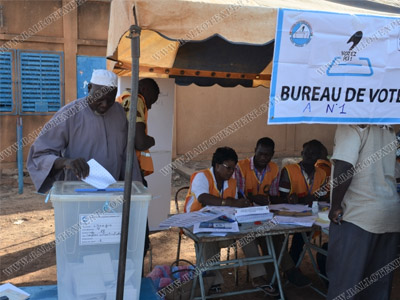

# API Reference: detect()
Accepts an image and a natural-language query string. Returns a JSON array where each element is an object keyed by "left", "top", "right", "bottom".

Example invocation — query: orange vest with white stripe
[
  {"left": 237, "top": 159, "right": 279, "bottom": 196},
  {"left": 116, "top": 92, "right": 154, "bottom": 176},
  {"left": 184, "top": 169, "right": 237, "bottom": 212},
  {"left": 283, "top": 164, "right": 326, "bottom": 198}
]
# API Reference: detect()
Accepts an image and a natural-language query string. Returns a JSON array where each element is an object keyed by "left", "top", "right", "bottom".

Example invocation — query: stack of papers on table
[
  {"left": 275, "top": 215, "right": 317, "bottom": 227},
  {"left": 193, "top": 221, "right": 239, "bottom": 234},
  {"left": 159, "top": 209, "right": 224, "bottom": 228},
  {"left": 234, "top": 206, "right": 273, "bottom": 223},
  {"left": 269, "top": 204, "right": 312, "bottom": 216},
  {"left": 235, "top": 213, "right": 274, "bottom": 223}
]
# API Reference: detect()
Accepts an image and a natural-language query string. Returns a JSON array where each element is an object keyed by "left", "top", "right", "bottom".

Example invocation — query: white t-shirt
[
  {"left": 185, "top": 167, "right": 238, "bottom": 212},
  {"left": 331, "top": 125, "right": 400, "bottom": 233}
]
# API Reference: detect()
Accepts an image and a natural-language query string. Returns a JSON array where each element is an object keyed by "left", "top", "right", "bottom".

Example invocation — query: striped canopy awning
[{"left": 106, "top": 0, "right": 399, "bottom": 87}]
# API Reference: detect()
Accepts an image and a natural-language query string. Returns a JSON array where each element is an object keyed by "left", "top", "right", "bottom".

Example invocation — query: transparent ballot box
[{"left": 50, "top": 181, "right": 151, "bottom": 300}]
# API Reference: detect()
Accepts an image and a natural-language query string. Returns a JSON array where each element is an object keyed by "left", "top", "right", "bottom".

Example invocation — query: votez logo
[
  {"left": 342, "top": 31, "right": 363, "bottom": 61},
  {"left": 290, "top": 20, "right": 313, "bottom": 47},
  {"left": 326, "top": 30, "right": 373, "bottom": 77}
]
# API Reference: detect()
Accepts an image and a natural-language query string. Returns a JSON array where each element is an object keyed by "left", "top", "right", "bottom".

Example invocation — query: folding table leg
[
  {"left": 270, "top": 233, "right": 290, "bottom": 285},
  {"left": 266, "top": 236, "right": 285, "bottom": 300},
  {"left": 300, "top": 231, "right": 328, "bottom": 298},
  {"left": 190, "top": 241, "right": 207, "bottom": 300}
]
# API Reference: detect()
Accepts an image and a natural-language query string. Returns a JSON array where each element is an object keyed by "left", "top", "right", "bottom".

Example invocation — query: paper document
[
  {"left": 193, "top": 221, "right": 239, "bottom": 234},
  {"left": 79, "top": 213, "right": 122, "bottom": 245},
  {"left": 0, "top": 283, "right": 30, "bottom": 300},
  {"left": 275, "top": 216, "right": 316, "bottom": 227},
  {"left": 235, "top": 206, "right": 269, "bottom": 216},
  {"left": 236, "top": 213, "right": 274, "bottom": 223},
  {"left": 82, "top": 159, "right": 117, "bottom": 189},
  {"left": 269, "top": 204, "right": 311, "bottom": 213},
  {"left": 159, "top": 210, "right": 224, "bottom": 228},
  {"left": 200, "top": 206, "right": 236, "bottom": 216}
]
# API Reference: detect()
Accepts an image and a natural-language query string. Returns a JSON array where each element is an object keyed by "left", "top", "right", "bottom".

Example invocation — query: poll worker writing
[
  {"left": 235, "top": 137, "right": 280, "bottom": 204},
  {"left": 184, "top": 147, "right": 279, "bottom": 297},
  {"left": 279, "top": 140, "right": 327, "bottom": 269},
  {"left": 27, "top": 69, "right": 142, "bottom": 193},
  {"left": 235, "top": 137, "right": 311, "bottom": 288},
  {"left": 327, "top": 125, "right": 400, "bottom": 300}
]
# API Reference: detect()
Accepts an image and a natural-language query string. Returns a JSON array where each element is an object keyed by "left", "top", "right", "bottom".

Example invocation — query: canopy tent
[
  {"left": 106, "top": 0, "right": 399, "bottom": 87},
  {"left": 107, "top": 1, "right": 399, "bottom": 298}
]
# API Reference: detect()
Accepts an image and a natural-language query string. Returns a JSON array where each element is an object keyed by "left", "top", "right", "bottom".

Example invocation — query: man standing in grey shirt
[
  {"left": 28, "top": 69, "right": 142, "bottom": 193},
  {"left": 327, "top": 125, "right": 400, "bottom": 300}
]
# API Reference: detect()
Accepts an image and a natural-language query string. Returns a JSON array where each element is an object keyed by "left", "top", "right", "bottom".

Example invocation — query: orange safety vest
[
  {"left": 283, "top": 164, "right": 326, "bottom": 198},
  {"left": 237, "top": 159, "right": 279, "bottom": 196},
  {"left": 315, "top": 159, "right": 331, "bottom": 178},
  {"left": 116, "top": 92, "right": 154, "bottom": 176},
  {"left": 184, "top": 169, "right": 237, "bottom": 212}
]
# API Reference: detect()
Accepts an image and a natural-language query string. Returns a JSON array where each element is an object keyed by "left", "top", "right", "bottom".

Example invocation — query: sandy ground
[{"left": 1, "top": 168, "right": 399, "bottom": 299}]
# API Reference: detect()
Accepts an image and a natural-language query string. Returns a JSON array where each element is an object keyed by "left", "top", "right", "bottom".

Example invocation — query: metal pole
[
  {"left": 116, "top": 9, "right": 141, "bottom": 299},
  {"left": 17, "top": 117, "right": 23, "bottom": 194}
]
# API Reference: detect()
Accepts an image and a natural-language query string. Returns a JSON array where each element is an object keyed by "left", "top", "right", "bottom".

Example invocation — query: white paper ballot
[
  {"left": 82, "top": 159, "right": 117, "bottom": 189},
  {"left": 83, "top": 253, "right": 115, "bottom": 282}
]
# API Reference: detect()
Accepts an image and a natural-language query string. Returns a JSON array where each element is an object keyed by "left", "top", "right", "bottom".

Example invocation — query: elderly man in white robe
[{"left": 27, "top": 69, "right": 142, "bottom": 193}]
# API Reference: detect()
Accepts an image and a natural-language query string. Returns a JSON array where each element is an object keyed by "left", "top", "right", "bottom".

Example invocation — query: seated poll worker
[
  {"left": 184, "top": 147, "right": 279, "bottom": 296},
  {"left": 235, "top": 137, "right": 312, "bottom": 288},
  {"left": 235, "top": 137, "right": 280, "bottom": 204},
  {"left": 279, "top": 140, "right": 327, "bottom": 266},
  {"left": 27, "top": 69, "right": 142, "bottom": 193}
]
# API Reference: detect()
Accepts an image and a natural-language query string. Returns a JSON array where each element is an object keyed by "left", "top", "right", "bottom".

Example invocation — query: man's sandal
[
  {"left": 208, "top": 284, "right": 222, "bottom": 294},
  {"left": 255, "top": 284, "right": 279, "bottom": 297}
]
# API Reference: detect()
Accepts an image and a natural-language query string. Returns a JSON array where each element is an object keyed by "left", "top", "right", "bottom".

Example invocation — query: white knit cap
[{"left": 90, "top": 69, "right": 118, "bottom": 87}]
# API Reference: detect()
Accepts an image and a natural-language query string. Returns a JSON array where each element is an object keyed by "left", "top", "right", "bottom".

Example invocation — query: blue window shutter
[
  {"left": 19, "top": 52, "right": 63, "bottom": 114},
  {"left": 0, "top": 52, "right": 13, "bottom": 113}
]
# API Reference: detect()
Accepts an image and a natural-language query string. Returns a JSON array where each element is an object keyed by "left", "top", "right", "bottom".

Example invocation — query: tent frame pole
[{"left": 116, "top": 13, "right": 141, "bottom": 300}]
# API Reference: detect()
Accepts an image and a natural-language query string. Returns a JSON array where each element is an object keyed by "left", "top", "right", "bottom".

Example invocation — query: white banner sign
[{"left": 268, "top": 9, "right": 400, "bottom": 124}]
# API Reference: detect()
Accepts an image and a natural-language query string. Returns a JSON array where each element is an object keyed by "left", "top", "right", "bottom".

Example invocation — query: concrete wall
[
  {"left": 175, "top": 84, "right": 338, "bottom": 159},
  {"left": 0, "top": 0, "right": 110, "bottom": 168}
]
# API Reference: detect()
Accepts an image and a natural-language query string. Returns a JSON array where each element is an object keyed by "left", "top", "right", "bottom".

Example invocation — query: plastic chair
[{"left": 174, "top": 186, "right": 240, "bottom": 285}]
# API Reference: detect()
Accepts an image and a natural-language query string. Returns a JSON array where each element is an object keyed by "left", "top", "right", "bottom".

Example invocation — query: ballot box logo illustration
[
  {"left": 327, "top": 30, "right": 374, "bottom": 77},
  {"left": 50, "top": 181, "right": 151, "bottom": 300},
  {"left": 289, "top": 20, "right": 313, "bottom": 47}
]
